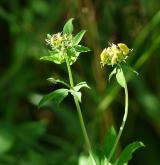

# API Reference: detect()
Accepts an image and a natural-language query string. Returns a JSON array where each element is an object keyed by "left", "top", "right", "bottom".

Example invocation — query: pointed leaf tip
[
  {"left": 74, "top": 45, "right": 91, "bottom": 53},
  {"left": 116, "top": 141, "right": 145, "bottom": 165},
  {"left": 116, "top": 68, "right": 126, "bottom": 88},
  {"left": 74, "top": 82, "right": 90, "bottom": 92},
  {"left": 73, "top": 30, "right": 86, "bottom": 46},
  {"left": 63, "top": 18, "right": 74, "bottom": 34}
]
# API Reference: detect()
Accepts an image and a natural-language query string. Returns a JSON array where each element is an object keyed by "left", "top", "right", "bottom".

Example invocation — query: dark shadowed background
[{"left": 0, "top": 0, "right": 160, "bottom": 164}]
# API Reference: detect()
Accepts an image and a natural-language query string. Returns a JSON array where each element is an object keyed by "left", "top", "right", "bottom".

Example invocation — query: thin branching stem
[{"left": 65, "top": 56, "right": 96, "bottom": 165}]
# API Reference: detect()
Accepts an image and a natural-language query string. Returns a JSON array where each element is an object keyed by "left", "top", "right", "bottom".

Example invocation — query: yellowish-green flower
[
  {"left": 100, "top": 43, "right": 131, "bottom": 66},
  {"left": 41, "top": 18, "right": 90, "bottom": 65},
  {"left": 45, "top": 32, "right": 73, "bottom": 52},
  {"left": 118, "top": 43, "right": 129, "bottom": 55}
]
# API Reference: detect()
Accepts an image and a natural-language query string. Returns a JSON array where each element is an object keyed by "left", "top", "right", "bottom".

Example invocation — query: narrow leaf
[
  {"left": 123, "top": 65, "right": 139, "bottom": 76},
  {"left": 63, "top": 18, "right": 74, "bottom": 34},
  {"left": 67, "top": 48, "right": 80, "bottom": 65},
  {"left": 103, "top": 126, "right": 117, "bottom": 162},
  {"left": 74, "top": 45, "right": 91, "bottom": 53},
  {"left": 116, "top": 141, "right": 145, "bottom": 165},
  {"left": 74, "top": 82, "right": 90, "bottom": 92},
  {"left": 47, "top": 78, "right": 70, "bottom": 88},
  {"left": 38, "top": 89, "right": 69, "bottom": 108},
  {"left": 72, "top": 30, "right": 86, "bottom": 46},
  {"left": 109, "top": 68, "right": 117, "bottom": 82},
  {"left": 116, "top": 68, "right": 126, "bottom": 88},
  {"left": 70, "top": 90, "right": 82, "bottom": 102}
]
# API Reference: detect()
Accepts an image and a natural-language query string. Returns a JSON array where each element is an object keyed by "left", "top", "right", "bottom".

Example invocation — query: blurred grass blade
[
  {"left": 103, "top": 126, "right": 116, "bottom": 162},
  {"left": 133, "top": 10, "right": 160, "bottom": 51}
]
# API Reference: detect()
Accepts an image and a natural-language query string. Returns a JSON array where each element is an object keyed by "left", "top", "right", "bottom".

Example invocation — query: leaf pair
[{"left": 38, "top": 81, "right": 90, "bottom": 108}]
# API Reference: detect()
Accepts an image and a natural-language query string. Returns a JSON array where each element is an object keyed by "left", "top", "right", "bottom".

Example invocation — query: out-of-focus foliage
[{"left": 0, "top": 0, "right": 159, "bottom": 164}]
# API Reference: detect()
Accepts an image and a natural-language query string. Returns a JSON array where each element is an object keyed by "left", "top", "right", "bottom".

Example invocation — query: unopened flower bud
[
  {"left": 117, "top": 43, "right": 129, "bottom": 56},
  {"left": 100, "top": 48, "right": 108, "bottom": 66}
]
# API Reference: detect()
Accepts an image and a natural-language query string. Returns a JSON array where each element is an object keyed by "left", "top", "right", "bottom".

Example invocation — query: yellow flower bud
[
  {"left": 118, "top": 43, "right": 129, "bottom": 55},
  {"left": 100, "top": 48, "right": 108, "bottom": 66},
  {"left": 111, "top": 54, "right": 118, "bottom": 66}
]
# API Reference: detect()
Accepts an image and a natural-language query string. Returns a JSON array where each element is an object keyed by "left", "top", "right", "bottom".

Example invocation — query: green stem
[
  {"left": 65, "top": 56, "right": 96, "bottom": 165},
  {"left": 65, "top": 57, "right": 74, "bottom": 88},
  {"left": 107, "top": 84, "right": 128, "bottom": 164},
  {"left": 74, "top": 98, "right": 92, "bottom": 151}
]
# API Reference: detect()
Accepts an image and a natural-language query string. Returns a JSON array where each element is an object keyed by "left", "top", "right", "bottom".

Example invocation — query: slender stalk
[
  {"left": 65, "top": 56, "right": 96, "bottom": 165},
  {"left": 74, "top": 98, "right": 92, "bottom": 151},
  {"left": 107, "top": 84, "right": 128, "bottom": 164},
  {"left": 65, "top": 56, "right": 74, "bottom": 88}
]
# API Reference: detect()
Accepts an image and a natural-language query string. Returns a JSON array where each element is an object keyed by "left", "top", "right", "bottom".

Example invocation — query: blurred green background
[{"left": 0, "top": 0, "right": 160, "bottom": 164}]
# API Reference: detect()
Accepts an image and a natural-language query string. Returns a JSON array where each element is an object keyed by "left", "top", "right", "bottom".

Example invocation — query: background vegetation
[{"left": 0, "top": 0, "right": 160, "bottom": 164}]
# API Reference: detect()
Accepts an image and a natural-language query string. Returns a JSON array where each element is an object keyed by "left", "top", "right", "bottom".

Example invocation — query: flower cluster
[
  {"left": 100, "top": 43, "right": 130, "bottom": 66},
  {"left": 45, "top": 32, "right": 73, "bottom": 53},
  {"left": 40, "top": 18, "right": 90, "bottom": 65}
]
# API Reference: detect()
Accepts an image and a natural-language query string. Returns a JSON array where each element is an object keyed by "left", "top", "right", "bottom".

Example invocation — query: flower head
[
  {"left": 100, "top": 43, "right": 131, "bottom": 66},
  {"left": 41, "top": 18, "right": 90, "bottom": 65},
  {"left": 45, "top": 33, "right": 73, "bottom": 53}
]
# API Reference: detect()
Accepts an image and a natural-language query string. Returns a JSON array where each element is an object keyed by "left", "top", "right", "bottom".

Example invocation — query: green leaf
[
  {"left": 116, "top": 141, "right": 145, "bottom": 165},
  {"left": 70, "top": 89, "right": 82, "bottom": 102},
  {"left": 74, "top": 82, "right": 90, "bottom": 92},
  {"left": 109, "top": 68, "right": 117, "bottom": 82},
  {"left": 122, "top": 65, "right": 139, "bottom": 76},
  {"left": 40, "top": 55, "right": 61, "bottom": 64},
  {"left": 63, "top": 18, "right": 74, "bottom": 34},
  {"left": 40, "top": 51, "right": 65, "bottom": 64},
  {"left": 72, "top": 30, "right": 86, "bottom": 46},
  {"left": 103, "top": 126, "right": 116, "bottom": 162},
  {"left": 38, "top": 88, "right": 69, "bottom": 107},
  {"left": 74, "top": 45, "right": 91, "bottom": 53},
  {"left": 116, "top": 68, "right": 126, "bottom": 88},
  {"left": 47, "top": 77, "right": 70, "bottom": 88},
  {"left": 67, "top": 48, "right": 80, "bottom": 65}
]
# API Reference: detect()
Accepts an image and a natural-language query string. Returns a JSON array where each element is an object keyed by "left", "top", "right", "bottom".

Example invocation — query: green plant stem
[
  {"left": 107, "top": 84, "right": 128, "bottom": 164},
  {"left": 65, "top": 57, "right": 96, "bottom": 165}
]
